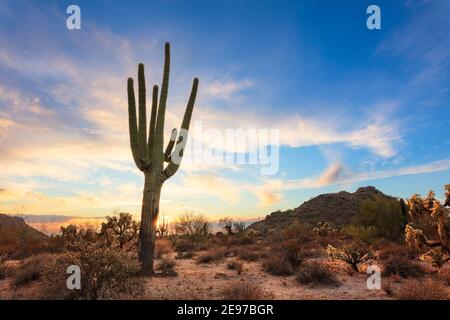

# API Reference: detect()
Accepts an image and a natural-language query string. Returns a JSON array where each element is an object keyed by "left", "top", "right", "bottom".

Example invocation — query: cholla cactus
[
  {"left": 313, "top": 221, "right": 336, "bottom": 237},
  {"left": 404, "top": 185, "right": 450, "bottom": 267},
  {"left": 127, "top": 42, "right": 199, "bottom": 274},
  {"left": 326, "top": 242, "right": 373, "bottom": 272}
]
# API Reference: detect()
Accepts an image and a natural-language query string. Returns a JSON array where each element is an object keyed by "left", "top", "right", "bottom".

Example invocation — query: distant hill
[
  {"left": 249, "top": 186, "right": 398, "bottom": 232},
  {"left": 0, "top": 214, "right": 48, "bottom": 243}
]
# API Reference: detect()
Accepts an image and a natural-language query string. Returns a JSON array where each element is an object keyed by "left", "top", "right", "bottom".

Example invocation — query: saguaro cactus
[{"left": 127, "top": 42, "right": 198, "bottom": 274}]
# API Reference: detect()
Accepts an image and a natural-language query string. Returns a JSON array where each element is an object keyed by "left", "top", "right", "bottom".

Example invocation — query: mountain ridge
[{"left": 249, "top": 186, "right": 398, "bottom": 232}]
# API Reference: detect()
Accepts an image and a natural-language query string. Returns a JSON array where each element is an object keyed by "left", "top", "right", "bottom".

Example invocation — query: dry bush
[
  {"left": 13, "top": 253, "right": 53, "bottom": 286},
  {"left": 377, "top": 242, "right": 417, "bottom": 261},
  {"left": 197, "top": 248, "right": 225, "bottom": 264},
  {"left": 156, "top": 257, "right": 177, "bottom": 276},
  {"left": 295, "top": 262, "right": 340, "bottom": 287},
  {"left": 382, "top": 282, "right": 395, "bottom": 297},
  {"left": 263, "top": 239, "right": 311, "bottom": 276},
  {"left": 263, "top": 255, "right": 295, "bottom": 276},
  {"left": 0, "top": 253, "right": 9, "bottom": 279},
  {"left": 154, "top": 239, "right": 172, "bottom": 259},
  {"left": 239, "top": 248, "right": 263, "bottom": 262},
  {"left": 396, "top": 279, "right": 449, "bottom": 300},
  {"left": 222, "top": 280, "right": 267, "bottom": 300},
  {"left": 327, "top": 241, "right": 373, "bottom": 272},
  {"left": 172, "top": 212, "right": 210, "bottom": 240},
  {"left": 227, "top": 260, "right": 243, "bottom": 274},
  {"left": 172, "top": 237, "right": 196, "bottom": 252},
  {"left": 382, "top": 255, "right": 425, "bottom": 278},
  {"left": 46, "top": 225, "right": 144, "bottom": 300},
  {"left": 437, "top": 268, "right": 450, "bottom": 286},
  {"left": 273, "top": 240, "right": 310, "bottom": 266}
]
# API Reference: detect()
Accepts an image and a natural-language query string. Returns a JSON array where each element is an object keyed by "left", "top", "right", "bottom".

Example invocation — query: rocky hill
[
  {"left": 0, "top": 214, "right": 47, "bottom": 243},
  {"left": 249, "top": 186, "right": 398, "bottom": 232}
]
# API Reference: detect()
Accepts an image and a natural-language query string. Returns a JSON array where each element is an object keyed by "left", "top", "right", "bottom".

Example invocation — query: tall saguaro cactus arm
[
  {"left": 126, "top": 42, "right": 199, "bottom": 274},
  {"left": 163, "top": 77, "right": 198, "bottom": 180}
]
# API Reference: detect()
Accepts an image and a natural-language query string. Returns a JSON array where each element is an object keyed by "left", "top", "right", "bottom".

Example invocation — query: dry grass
[
  {"left": 13, "top": 254, "right": 51, "bottom": 286},
  {"left": 395, "top": 279, "right": 449, "bottom": 300},
  {"left": 221, "top": 280, "right": 268, "bottom": 300},
  {"left": 197, "top": 248, "right": 225, "bottom": 264},
  {"left": 295, "top": 262, "right": 340, "bottom": 287}
]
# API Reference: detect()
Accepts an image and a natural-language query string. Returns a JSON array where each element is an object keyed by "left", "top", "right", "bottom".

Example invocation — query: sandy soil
[{"left": 144, "top": 255, "right": 387, "bottom": 300}]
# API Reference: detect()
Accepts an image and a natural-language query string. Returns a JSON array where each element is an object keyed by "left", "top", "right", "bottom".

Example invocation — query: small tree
[
  {"left": 219, "top": 217, "right": 234, "bottom": 235},
  {"left": 327, "top": 241, "right": 373, "bottom": 272},
  {"left": 172, "top": 212, "right": 209, "bottom": 239},
  {"left": 351, "top": 196, "right": 407, "bottom": 242},
  {"left": 100, "top": 212, "right": 139, "bottom": 249}
]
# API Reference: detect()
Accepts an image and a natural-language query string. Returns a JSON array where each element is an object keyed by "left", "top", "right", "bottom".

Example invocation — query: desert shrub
[
  {"left": 197, "top": 248, "right": 225, "bottom": 264},
  {"left": 295, "top": 262, "right": 340, "bottom": 287},
  {"left": 156, "top": 257, "right": 177, "bottom": 276},
  {"left": 53, "top": 225, "right": 143, "bottom": 300},
  {"left": 327, "top": 241, "right": 373, "bottom": 272},
  {"left": 172, "top": 212, "right": 210, "bottom": 241},
  {"left": 227, "top": 260, "right": 243, "bottom": 274},
  {"left": 272, "top": 239, "right": 309, "bottom": 268},
  {"left": 13, "top": 254, "right": 50, "bottom": 286},
  {"left": 227, "top": 234, "right": 255, "bottom": 246},
  {"left": 437, "top": 268, "right": 450, "bottom": 286},
  {"left": 341, "top": 225, "right": 378, "bottom": 244},
  {"left": 222, "top": 280, "right": 267, "bottom": 300},
  {"left": 239, "top": 248, "right": 264, "bottom": 262},
  {"left": 100, "top": 212, "right": 139, "bottom": 249},
  {"left": 262, "top": 255, "right": 295, "bottom": 276},
  {"left": 154, "top": 239, "right": 172, "bottom": 258},
  {"left": 313, "top": 222, "right": 336, "bottom": 237},
  {"left": 382, "top": 282, "right": 395, "bottom": 297},
  {"left": 0, "top": 253, "right": 9, "bottom": 279},
  {"left": 282, "top": 222, "right": 314, "bottom": 242},
  {"left": 377, "top": 242, "right": 417, "bottom": 261},
  {"left": 396, "top": 279, "right": 449, "bottom": 300},
  {"left": 172, "top": 237, "right": 196, "bottom": 252},
  {"left": 354, "top": 196, "right": 407, "bottom": 242},
  {"left": 382, "top": 255, "right": 425, "bottom": 278}
]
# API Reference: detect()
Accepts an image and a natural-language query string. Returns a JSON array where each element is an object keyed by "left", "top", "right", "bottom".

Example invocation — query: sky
[{"left": 0, "top": 0, "right": 449, "bottom": 228}]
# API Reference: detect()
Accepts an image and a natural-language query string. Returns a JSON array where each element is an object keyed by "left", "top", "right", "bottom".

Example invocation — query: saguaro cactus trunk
[{"left": 127, "top": 42, "right": 198, "bottom": 274}]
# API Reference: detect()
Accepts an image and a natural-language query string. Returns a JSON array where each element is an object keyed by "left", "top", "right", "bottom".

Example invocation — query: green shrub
[
  {"left": 351, "top": 196, "right": 407, "bottom": 242},
  {"left": 341, "top": 225, "right": 378, "bottom": 244}
]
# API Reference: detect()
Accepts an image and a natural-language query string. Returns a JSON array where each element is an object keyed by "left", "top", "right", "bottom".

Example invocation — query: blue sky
[{"left": 0, "top": 0, "right": 449, "bottom": 224}]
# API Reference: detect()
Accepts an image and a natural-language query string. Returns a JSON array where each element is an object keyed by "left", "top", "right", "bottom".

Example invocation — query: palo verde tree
[{"left": 127, "top": 42, "right": 199, "bottom": 274}]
